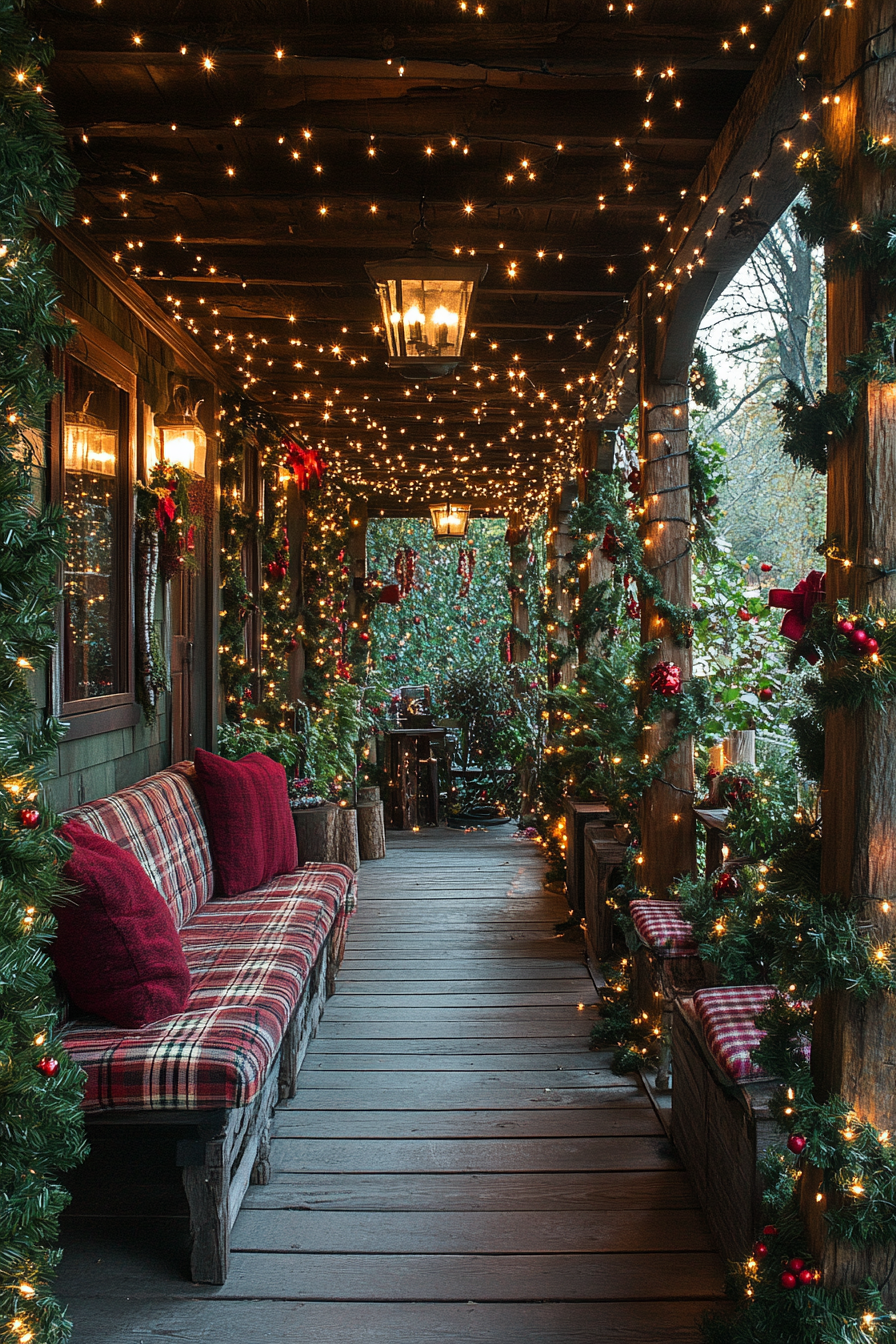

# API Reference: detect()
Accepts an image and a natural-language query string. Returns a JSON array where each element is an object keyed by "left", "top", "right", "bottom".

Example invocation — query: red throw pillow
[
  {"left": 193, "top": 749, "right": 298, "bottom": 896},
  {"left": 54, "top": 820, "right": 191, "bottom": 1028}
]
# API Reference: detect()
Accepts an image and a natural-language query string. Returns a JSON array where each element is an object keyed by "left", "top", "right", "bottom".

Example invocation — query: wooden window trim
[{"left": 51, "top": 313, "right": 138, "bottom": 731}]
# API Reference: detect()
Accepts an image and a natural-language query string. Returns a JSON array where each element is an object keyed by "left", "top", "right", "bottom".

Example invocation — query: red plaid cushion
[
  {"left": 60, "top": 862, "right": 357, "bottom": 1113},
  {"left": 630, "top": 900, "right": 698, "bottom": 957},
  {"left": 67, "top": 764, "right": 211, "bottom": 929},
  {"left": 692, "top": 985, "right": 777, "bottom": 1081}
]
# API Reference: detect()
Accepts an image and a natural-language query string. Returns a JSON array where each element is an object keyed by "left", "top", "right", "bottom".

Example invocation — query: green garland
[{"left": 0, "top": 3, "right": 89, "bottom": 1339}]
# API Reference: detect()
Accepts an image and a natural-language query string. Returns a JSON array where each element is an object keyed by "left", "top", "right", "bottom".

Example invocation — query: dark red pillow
[
  {"left": 192, "top": 749, "right": 298, "bottom": 896},
  {"left": 54, "top": 820, "right": 191, "bottom": 1028}
]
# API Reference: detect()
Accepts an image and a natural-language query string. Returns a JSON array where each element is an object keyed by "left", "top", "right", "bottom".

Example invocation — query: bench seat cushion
[
  {"left": 691, "top": 985, "right": 777, "bottom": 1082},
  {"left": 629, "top": 899, "right": 698, "bottom": 957},
  {"left": 60, "top": 862, "right": 357, "bottom": 1113}
]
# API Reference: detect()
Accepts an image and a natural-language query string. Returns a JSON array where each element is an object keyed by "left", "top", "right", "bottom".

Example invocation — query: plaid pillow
[
  {"left": 60, "top": 862, "right": 357, "bottom": 1113},
  {"left": 692, "top": 985, "right": 777, "bottom": 1082},
  {"left": 630, "top": 899, "right": 698, "bottom": 957},
  {"left": 67, "top": 764, "right": 212, "bottom": 929}
]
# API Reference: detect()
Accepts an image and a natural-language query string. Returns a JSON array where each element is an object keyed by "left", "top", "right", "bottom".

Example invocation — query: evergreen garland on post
[{"left": 0, "top": 4, "right": 88, "bottom": 1339}]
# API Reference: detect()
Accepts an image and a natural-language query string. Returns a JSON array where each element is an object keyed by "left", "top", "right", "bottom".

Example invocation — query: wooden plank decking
[{"left": 57, "top": 826, "right": 725, "bottom": 1341}]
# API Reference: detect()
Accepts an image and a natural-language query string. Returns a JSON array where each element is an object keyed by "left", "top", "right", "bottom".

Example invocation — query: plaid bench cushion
[
  {"left": 60, "top": 862, "right": 357, "bottom": 1113},
  {"left": 629, "top": 900, "right": 699, "bottom": 957},
  {"left": 692, "top": 985, "right": 777, "bottom": 1082},
  {"left": 67, "top": 764, "right": 212, "bottom": 930}
]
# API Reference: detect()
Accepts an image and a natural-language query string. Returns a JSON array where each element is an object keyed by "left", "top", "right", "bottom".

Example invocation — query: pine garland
[{"left": 0, "top": 4, "right": 89, "bottom": 1339}]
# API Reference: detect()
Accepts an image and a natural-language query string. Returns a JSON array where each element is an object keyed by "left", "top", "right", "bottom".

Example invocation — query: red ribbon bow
[
  {"left": 282, "top": 438, "right": 326, "bottom": 490},
  {"left": 768, "top": 569, "right": 826, "bottom": 662}
]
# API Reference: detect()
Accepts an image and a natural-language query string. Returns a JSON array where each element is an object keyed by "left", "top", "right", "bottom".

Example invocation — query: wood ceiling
[{"left": 36, "top": 0, "right": 792, "bottom": 514}]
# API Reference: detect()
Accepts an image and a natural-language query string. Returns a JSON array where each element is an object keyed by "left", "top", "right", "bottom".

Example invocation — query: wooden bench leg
[{"left": 178, "top": 1111, "right": 233, "bottom": 1285}]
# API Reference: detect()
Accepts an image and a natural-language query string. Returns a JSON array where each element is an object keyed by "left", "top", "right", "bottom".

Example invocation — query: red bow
[
  {"left": 282, "top": 438, "right": 326, "bottom": 490},
  {"left": 155, "top": 493, "right": 177, "bottom": 531},
  {"left": 768, "top": 570, "right": 826, "bottom": 662}
]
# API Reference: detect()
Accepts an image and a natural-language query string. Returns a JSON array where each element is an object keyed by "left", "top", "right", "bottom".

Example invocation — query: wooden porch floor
[{"left": 57, "top": 826, "right": 725, "bottom": 1341}]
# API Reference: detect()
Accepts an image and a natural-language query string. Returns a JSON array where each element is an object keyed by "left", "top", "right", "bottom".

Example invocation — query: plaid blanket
[
  {"left": 630, "top": 899, "right": 699, "bottom": 957},
  {"left": 60, "top": 863, "right": 356, "bottom": 1112}
]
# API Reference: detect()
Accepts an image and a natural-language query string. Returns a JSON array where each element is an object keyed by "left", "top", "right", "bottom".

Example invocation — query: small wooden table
[{"left": 384, "top": 727, "right": 446, "bottom": 829}]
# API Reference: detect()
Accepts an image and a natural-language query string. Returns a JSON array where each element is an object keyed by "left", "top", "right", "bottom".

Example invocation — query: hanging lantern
[
  {"left": 155, "top": 383, "right": 207, "bottom": 475},
  {"left": 64, "top": 392, "right": 116, "bottom": 475},
  {"left": 430, "top": 503, "right": 471, "bottom": 539},
  {"left": 365, "top": 216, "right": 487, "bottom": 377}
]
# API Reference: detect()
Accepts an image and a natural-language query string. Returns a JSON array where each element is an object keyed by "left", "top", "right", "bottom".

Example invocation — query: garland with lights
[
  {"left": 775, "top": 139, "right": 896, "bottom": 474},
  {"left": 0, "top": 5, "right": 89, "bottom": 1339}
]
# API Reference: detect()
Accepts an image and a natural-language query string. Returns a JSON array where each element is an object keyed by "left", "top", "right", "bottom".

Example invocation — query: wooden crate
[
  {"left": 672, "top": 996, "right": 780, "bottom": 1262},
  {"left": 583, "top": 825, "right": 628, "bottom": 961},
  {"left": 563, "top": 799, "right": 613, "bottom": 913}
]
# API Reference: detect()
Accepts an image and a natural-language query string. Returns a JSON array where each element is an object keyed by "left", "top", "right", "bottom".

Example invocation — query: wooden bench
[
  {"left": 672, "top": 989, "right": 782, "bottom": 1261},
  {"left": 59, "top": 763, "right": 357, "bottom": 1284}
]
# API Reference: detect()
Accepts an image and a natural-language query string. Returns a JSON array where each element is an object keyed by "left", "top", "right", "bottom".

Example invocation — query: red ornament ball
[
  {"left": 36, "top": 1057, "right": 59, "bottom": 1077},
  {"left": 413, "top": 616, "right": 421, "bottom": 625},
  {"left": 473, "top": 636, "right": 480, "bottom": 644},
  {"left": 19, "top": 808, "right": 40, "bottom": 829},
  {"left": 737, "top": 607, "right": 751, "bottom": 621},
  {"left": 758, "top": 687, "right": 774, "bottom": 701},
  {"left": 865, "top": 637, "right": 879, "bottom": 654},
  {"left": 753, "top": 1242, "right": 768, "bottom": 1258},
  {"left": 359, "top": 632, "right": 370, "bottom": 643},
  {"left": 762, "top": 1225, "right": 778, "bottom": 1238},
  {"left": 799, "top": 1269, "right": 814, "bottom": 1285},
  {"left": 760, "top": 562, "right": 773, "bottom": 573},
  {"left": 850, "top": 627, "right": 869, "bottom": 646},
  {"left": 780, "top": 1272, "right": 798, "bottom": 1290},
  {"left": 787, "top": 1133, "right": 807, "bottom": 1155},
  {"left": 713, "top": 869, "right": 740, "bottom": 900},
  {"left": 649, "top": 661, "right": 683, "bottom": 696},
  {"left": 837, "top": 619, "right": 855, "bottom": 634},
  {"left": 286, "top": 638, "right": 298, "bottom": 653},
  {"left": 788, "top": 1258, "right": 805, "bottom": 1273}
]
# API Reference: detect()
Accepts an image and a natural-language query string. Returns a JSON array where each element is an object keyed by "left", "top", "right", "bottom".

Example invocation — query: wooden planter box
[
  {"left": 672, "top": 995, "right": 779, "bottom": 1261},
  {"left": 583, "top": 824, "right": 628, "bottom": 961},
  {"left": 563, "top": 799, "right": 613, "bottom": 913}
]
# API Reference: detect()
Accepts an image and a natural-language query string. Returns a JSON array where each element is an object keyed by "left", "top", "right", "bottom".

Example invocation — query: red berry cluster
[
  {"left": 752, "top": 1224, "right": 818, "bottom": 1289},
  {"left": 838, "top": 617, "right": 879, "bottom": 655},
  {"left": 713, "top": 869, "right": 740, "bottom": 900}
]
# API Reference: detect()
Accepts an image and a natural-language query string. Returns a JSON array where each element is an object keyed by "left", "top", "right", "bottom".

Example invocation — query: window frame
[{"left": 51, "top": 315, "right": 140, "bottom": 737}]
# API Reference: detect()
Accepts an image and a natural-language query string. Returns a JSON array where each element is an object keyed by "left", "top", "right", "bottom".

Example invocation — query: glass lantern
[
  {"left": 64, "top": 392, "right": 117, "bottom": 476},
  {"left": 366, "top": 247, "right": 487, "bottom": 378},
  {"left": 155, "top": 383, "right": 207, "bottom": 474},
  {"left": 430, "top": 503, "right": 472, "bottom": 538}
]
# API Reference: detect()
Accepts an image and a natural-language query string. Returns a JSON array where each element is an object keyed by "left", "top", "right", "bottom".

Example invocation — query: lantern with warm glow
[
  {"left": 366, "top": 245, "right": 487, "bottom": 378},
  {"left": 64, "top": 393, "right": 116, "bottom": 475},
  {"left": 155, "top": 383, "right": 207, "bottom": 474},
  {"left": 430, "top": 503, "right": 471, "bottom": 538}
]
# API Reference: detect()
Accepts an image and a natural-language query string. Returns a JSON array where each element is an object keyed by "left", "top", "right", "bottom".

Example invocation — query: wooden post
[
  {"left": 800, "top": 1, "right": 896, "bottom": 1292},
  {"left": 547, "top": 483, "right": 577, "bottom": 687},
  {"left": 637, "top": 318, "right": 697, "bottom": 897},
  {"left": 577, "top": 422, "right": 617, "bottom": 661},
  {"left": 285, "top": 480, "right": 306, "bottom": 704},
  {"left": 345, "top": 499, "right": 368, "bottom": 623},
  {"left": 507, "top": 510, "right": 531, "bottom": 663}
]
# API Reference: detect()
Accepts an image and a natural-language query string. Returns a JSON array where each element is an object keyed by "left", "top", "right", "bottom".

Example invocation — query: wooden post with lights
[
  {"left": 577, "top": 421, "right": 617, "bottom": 660},
  {"left": 800, "top": 0, "right": 896, "bottom": 1295},
  {"left": 547, "top": 482, "right": 577, "bottom": 688},
  {"left": 637, "top": 290, "right": 697, "bottom": 896},
  {"left": 506, "top": 510, "right": 530, "bottom": 663}
]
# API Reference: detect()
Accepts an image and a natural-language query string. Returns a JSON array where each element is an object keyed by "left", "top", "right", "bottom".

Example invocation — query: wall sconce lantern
[
  {"left": 64, "top": 392, "right": 116, "bottom": 475},
  {"left": 366, "top": 214, "right": 487, "bottom": 377},
  {"left": 429, "top": 502, "right": 471, "bottom": 538},
  {"left": 155, "top": 383, "right": 207, "bottom": 474}
]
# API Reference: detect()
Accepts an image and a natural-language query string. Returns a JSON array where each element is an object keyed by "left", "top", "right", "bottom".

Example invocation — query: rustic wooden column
[
  {"left": 285, "top": 479, "right": 306, "bottom": 703},
  {"left": 506, "top": 511, "right": 531, "bottom": 663},
  {"left": 547, "top": 484, "right": 577, "bottom": 687},
  {"left": 577, "top": 422, "right": 617, "bottom": 661},
  {"left": 637, "top": 333, "right": 696, "bottom": 895},
  {"left": 800, "top": 2, "right": 896, "bottom": 1291}
]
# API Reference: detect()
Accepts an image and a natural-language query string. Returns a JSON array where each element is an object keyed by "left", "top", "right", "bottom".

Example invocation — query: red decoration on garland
[
  {"left": 457, "top": 547, "right": 476, "bottom": 598},
  {"left": 649, "top": 661, "right": 683, "bottom": 696},
  {"left": 19, "top": 808, "right": 40, "bottom": 829},
  {"left": 36, "top": 1057, "right": 59, "bottom": 1077},
  {"left": 600, "top": 524, "right": 624, "bottom": 562},
  {"left": 281, "top": 438, "right": 326, "bottom": 490},
  {"left": 787, "top": 1133, "right": 807, "bottom": 1154},
  {"left": 768, "top": 569, "right": 826, "bottom": 662},
  {"left": 266, "top": 530, "right": 289, "bottom": 580},
  {"left": 394, "top": 547, "right": 418, "bottom": 597},
  {"left": 713, "top": 869, "right": 740, "bottom": 899},
  {"left": 378, "top": 584, "right": 402, "bottom": 605},
  {"left": 780, "top": 1272, "right": 797, "bottom": 1290}
]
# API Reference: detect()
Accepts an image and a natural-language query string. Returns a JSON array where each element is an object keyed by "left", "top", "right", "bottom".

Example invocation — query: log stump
[
  {"left": 357, "top": 786, "right": 380, "bottom": 806},
  {"left": 291, "top": 803, "right": 338, "bottom": 864},
  {"left": 334, "top": 806, "right": 360, "bottom": 872},
  {"left": 357, "top": 800, "right": 386, "bottom": 860}
]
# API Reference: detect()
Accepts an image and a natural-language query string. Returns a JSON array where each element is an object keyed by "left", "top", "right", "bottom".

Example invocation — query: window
[{"left": 59, "top": 342, "right": 135, "bottom": 717}]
